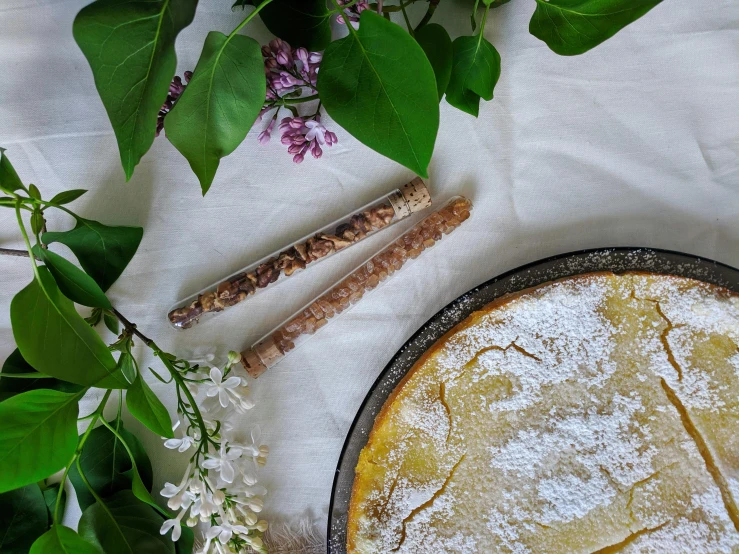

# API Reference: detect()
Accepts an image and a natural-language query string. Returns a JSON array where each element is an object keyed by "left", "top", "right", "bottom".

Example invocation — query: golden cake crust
[{"left": 347, "top": 271, "right": 739, "bottom": 553}]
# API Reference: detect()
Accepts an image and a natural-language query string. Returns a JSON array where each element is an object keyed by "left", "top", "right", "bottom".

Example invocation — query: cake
[{"left": 348, "top": 272, "right": 739, "bottom": 553}]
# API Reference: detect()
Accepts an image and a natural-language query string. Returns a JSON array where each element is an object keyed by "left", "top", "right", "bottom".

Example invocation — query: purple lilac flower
[
  {"left": 258, "top": 39, "right": 337, "bottom": 163},
  {"left": 262, "top": 38, "right": 320, "bottom": 94},
  {"left": 277, "top": 115, "right": 337, "bottom": 164},
  {"left": 156, "top": 71, "right": 192, "bottom": 136},
  {"left": 336, "top": 0, "right": 370, "bottom": 26}
]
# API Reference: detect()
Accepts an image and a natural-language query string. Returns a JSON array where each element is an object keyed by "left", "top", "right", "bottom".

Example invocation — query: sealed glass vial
[
  {"left": 241, "top": 196, "right": 473, "bottom": 377},
  {"left": 167, "top": 178, "right": 431, "bottom": 329}
]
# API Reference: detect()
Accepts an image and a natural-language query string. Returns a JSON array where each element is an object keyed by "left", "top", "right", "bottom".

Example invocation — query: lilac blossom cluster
[
  {"left": 336, "top": 0, "right": 371, "bottom": 26},
  {"left": 258, "top": 38, "right": 338, "bottom": 163},
  {"left": 272, "top": 115, "right": 338, "bottom": 163},
  {"left": 157, "top": 39, "right": 338, "bottom": 164},
  {"left": 157, "top": 71, "right": 191, "bottom": 136}
]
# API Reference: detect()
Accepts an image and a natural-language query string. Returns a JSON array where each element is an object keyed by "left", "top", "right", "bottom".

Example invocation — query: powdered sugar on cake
[{"left": 349, "top": 274, "right": 739, "bottom": 553}]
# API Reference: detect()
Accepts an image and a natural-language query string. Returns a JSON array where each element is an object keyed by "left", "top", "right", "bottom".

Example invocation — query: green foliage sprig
[
  {"left": 0, "top": 148, "right": 209, "bottom": 554},
  {"left": 72, "top": 0, "right": 663, "bottom": 190}
]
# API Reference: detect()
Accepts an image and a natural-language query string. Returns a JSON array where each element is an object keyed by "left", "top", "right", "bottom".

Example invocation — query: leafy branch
[
  {"left": 72, "top": 0, "right": 663, "bottom": 191},
  {"left": 0, "top": 149, "right": 220, "bottom": 553}
]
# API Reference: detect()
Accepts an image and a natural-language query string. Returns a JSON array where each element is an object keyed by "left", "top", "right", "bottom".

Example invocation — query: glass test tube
[
  {"left": 167, "top": 178, "right": 431, "bottom": 329},
  {"left": 240, "top": 196, "right": 473, "bottom": 378}
]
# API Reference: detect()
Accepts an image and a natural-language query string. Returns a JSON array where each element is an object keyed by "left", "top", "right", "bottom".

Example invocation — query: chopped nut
[
  {"left": 306, "top": 236, "right": 334, "bottom": 260},
  {"left": 319, "top": 233, "right": 353, "bottom": 251},
  {"left": 256, "top": 259, "right": 279, "bottom": 288},
  {"left": 336, "top": 223, "right": 356, "bottom": 242},
  {"left": 294, "top": 242, "right": 309, "bottom": 262},
  {"left": 200, "top": 292, "right": 218, "bottom": 312},
  {"left": 283, "top": 257, "right": 306, "bottom": 276}
]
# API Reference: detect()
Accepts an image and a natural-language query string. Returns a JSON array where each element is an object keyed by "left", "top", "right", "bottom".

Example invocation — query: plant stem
[
  {"left": 400, "top": 0, "right": 414, "bottom": 35},
  {"left": 110, "top": 307, "right": 211, "bottom": 452},
  {"left": 329, "top": 0, "right": 358, "bottom": 14},
  {"left": 415, "top": 0, "right": 439, "bottom": 30},
  {"left": 54, "top": 389, "right": 110, "bottom": 523},
  {"left": 229, "top": 0, "right": 275, "bottom": 38},
  {"left": 14, "top": 201, "right": 40, "bottom": 281},
  {"left": 281, "top": 94, "right": 319, "bottom": 105},
  {"left": 478, "top": 4, "right": 490, "bottom": 45},
  {"left": 0, "top": 247, "right": 31, "bottom": 258}
]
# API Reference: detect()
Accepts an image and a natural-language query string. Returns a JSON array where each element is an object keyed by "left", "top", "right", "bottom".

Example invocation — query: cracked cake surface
[{"left": 347, "top": 272, "right": 739, "bottom": 553}]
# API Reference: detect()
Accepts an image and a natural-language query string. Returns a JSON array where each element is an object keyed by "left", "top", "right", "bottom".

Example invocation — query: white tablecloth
[{"left": 1, "top": 0, "right": 738, "bottom": 542}]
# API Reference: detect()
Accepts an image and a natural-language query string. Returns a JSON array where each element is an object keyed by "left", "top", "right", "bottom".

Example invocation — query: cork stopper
[
  {"left": 240, "top": 336, "right": 283, "bottom": 378},
  {"left": 389, "top": 177, "right": 431, "bottom": 218}
]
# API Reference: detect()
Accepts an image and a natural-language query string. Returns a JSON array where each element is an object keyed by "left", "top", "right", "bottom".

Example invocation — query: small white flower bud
[
  {"left": 186, "top": 517, "right": 198, "bottom": 527},
  {"left": 243, "top": 510, "right": 258, "bottom": 526},
  {"left": 227, "top": 351, "right": 242, "bottom": 365},
  {"left": 248, "top": 497, "right": 263, "bottom": 512},
  {"left": 258, "top": 445, "right": 269, "bottom": 456},
  {"left": 248, "top": 536, "right": 264, "bottom": 549},
  {"left": 255, "top": 520, "right": 268, "bottom": 532},
  {"left": 213, "top": 489, "right": 225, "bottom": 505}
]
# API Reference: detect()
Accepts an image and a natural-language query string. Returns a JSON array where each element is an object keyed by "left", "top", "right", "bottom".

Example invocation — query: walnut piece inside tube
[
  {"left": 241, "top": 197, "right": 472, "bottom": 378},
  {"left": 167, "top": 201, "right": 405, "bottom": 328}
]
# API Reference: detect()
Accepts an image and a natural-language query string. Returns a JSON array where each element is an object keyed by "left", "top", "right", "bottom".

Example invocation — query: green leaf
[
  {"left": 115, "top": 353, "right": 136, "bottom": 384},
  {"left": 85, "top": 307, "right": 104, "bottom": 327},
  {"left": 73, "top": 0, "right": 198, "bottom": 180},
  {"left": 104, "top": 312, "right": 120, "bottom": 335},
  {"left": 530, "top": 0, "right": 663, "bottom": 56},
  {"left": 42, "top": 217, "right": 143, "bottom": 292},
  {"left": 126, "top": 373, "right": 173, "bottom": 438},
  {"left": 49, "top": 189, "right": 88, "bottom": 206},
  {"left": 69, "top": 422, "right": 152, "bottom": 511},
  {"left": 446, "top": 34, "right": 501, "bottom": 117},
  {"left": 10, "top": 268, "right": 126, "bottom": 389},
  {"left": 0, "top": 484, "right": 48, "bottom": 553},
  {"left": 33, "top": 246, "right": 112, "bottom": 309},
  {"left": 42, "top": 484, "right": 66, "bottom": 526},
  {"left": 318, "top": 11, "right": 439, "bottom": 178},
  {"left": 256, "top": 0, "right": 332, "bottom": 51},
  {"left": 0, "top": 349, "right": 83, "bottom": 402},
  {"left": 29, "top": 184, "right": 42, "bottom": 200},
  {"left": 165, "top": 31, "right": 265, "bottom": 194},
  {"left": 0, "top": 148, "right": 24, "bottom": 194},
  {"left": 0, "top": 390, "right": 80, "bottom": 494},
  {"left": 415, "top": 24, "right": 453, "bottom": 102},
  {"left": 78, "top": 491, "right": 175, "bottom": 554},
  {"left": 30, "top": 525, "right": 100, "bottom": 554}
]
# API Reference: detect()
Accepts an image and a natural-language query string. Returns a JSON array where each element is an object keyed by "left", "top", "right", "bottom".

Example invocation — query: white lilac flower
[
  {"left": 204, "top": 367, "right": 243, "bottom": 409},
  {"left": 191, "top": 490, "right": 217, "bottom": 519},
  {"left": 164, "top": 434, "right": 195, "bottom": 452},
  {"left": 198, "top": 526, "right": 223, "bottom": 554},
  {"left": 160, "top": 464, "right": 193, "bottom": 510},
  {"left": 159, "top": 353, "right": 269, "bottom": 553},
  {"left": 241, "top": 425, "right": 269, "bottom": 467},
  {"left": 159, "top": 507, "right": 188, "bottom": 541},
  {"left": 202, "top": 443, "right": 243, "bottom": 484},
  {"left": 163, "top": 422, "right": 195, "bottom": 452}
]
